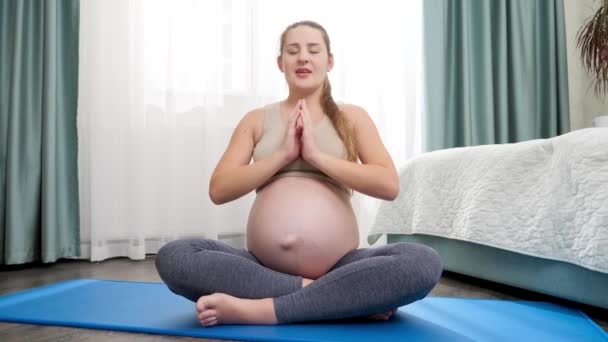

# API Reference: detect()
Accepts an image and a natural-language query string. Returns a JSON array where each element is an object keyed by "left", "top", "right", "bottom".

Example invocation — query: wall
[{"left": 563, "top": 0, "right": 606, "bottom": 130}]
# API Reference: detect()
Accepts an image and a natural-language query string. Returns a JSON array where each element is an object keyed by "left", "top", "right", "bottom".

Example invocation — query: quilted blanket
[{"left": 368, "top": 128, "right": 608, "bottom": 273}]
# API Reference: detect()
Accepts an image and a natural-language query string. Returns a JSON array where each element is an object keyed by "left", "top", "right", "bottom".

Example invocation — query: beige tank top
[{"left": 252, "top": 102, "right": 352, "bottom": 195}]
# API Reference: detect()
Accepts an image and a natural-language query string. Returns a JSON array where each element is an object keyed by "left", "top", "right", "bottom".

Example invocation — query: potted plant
[
  {"left": 577, "top": 0, "right": 608, "bottom": 97},
  {"left": 577, "top": 0, "right": 608, "bottom": 127}
]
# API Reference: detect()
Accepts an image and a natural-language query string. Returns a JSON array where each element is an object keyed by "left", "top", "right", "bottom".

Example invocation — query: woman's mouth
[{"left": 295, "top": 68, "right": 312, "bottom": 78}]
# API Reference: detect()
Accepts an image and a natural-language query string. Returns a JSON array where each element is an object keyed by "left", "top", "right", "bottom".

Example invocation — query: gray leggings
[{"left": 155, "top": 239, "right": 443, "bottom": 324}]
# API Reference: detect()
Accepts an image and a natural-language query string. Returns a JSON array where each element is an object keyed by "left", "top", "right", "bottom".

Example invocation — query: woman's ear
[
  {"left": 277, "top": 55, "right": 284, "bottom": 73},
  {"left": 327, "top": 53, "right": 334, "bottom": 72}
]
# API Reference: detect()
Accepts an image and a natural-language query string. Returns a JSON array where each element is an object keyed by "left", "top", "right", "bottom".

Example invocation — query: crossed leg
[{"left": 155, "top": 239, "right": 443, "bottom": 326}]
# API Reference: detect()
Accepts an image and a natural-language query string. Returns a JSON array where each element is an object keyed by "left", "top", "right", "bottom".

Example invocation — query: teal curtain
[
  {"left": 422, "top": 0, "right": 570, "bottom": 151},
  {"left": 0, "top": 0, "right": 80, "bottom": 265}
]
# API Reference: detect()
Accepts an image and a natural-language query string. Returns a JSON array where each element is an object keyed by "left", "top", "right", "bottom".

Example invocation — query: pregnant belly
[{"left": 246, "top": 176, "right": 359, "bottom": 279}]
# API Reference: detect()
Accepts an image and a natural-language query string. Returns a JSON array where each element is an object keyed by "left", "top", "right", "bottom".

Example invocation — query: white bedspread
[{"left": 368, "top": 128, "right": 608, "bottom": 273}]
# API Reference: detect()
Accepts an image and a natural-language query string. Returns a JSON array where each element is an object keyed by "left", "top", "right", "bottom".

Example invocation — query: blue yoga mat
[{"left": 0, "top": 279, "right": 606, "bottom": 342}]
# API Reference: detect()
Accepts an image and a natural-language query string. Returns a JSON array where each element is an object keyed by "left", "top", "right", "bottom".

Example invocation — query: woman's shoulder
[
  {"left": 236, "top": 107, "right": 263, "bottom": 129},
  {"left": 239, "top": 103, "right": 277, "bottom": 141},
  {"left": 337, "top": 102, "right": 370, "bottom": 124},
  {"left": 244, "top": 102, "right": 278, "bottom": 120}
]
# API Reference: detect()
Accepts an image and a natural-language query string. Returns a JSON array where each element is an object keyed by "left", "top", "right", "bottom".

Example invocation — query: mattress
[{"left": 369, "top": 128, "right": 608, "bottom": 274}]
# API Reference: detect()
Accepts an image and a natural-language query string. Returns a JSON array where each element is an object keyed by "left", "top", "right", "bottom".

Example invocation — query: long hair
[{"left": 279, "top": 21, "right": 358, "bottom": 162}]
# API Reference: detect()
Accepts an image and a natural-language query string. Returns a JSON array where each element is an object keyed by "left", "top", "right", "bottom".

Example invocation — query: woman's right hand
[{"left": 280, "top": 100, "right": 303, "bottom": 165}]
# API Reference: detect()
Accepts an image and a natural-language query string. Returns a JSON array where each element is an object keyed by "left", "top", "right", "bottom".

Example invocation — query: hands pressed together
[{"left": 281, "top": 99, "right": 323, "bottom": 167}]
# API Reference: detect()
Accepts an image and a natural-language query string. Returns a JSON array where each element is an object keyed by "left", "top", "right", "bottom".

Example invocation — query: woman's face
[{"left": 278, "top": 25, "right": 333, "bottom": 92}]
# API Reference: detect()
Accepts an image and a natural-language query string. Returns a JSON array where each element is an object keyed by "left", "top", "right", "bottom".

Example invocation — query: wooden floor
[{"left": 0, "top": 257, "right": 606, "bottom": 341}]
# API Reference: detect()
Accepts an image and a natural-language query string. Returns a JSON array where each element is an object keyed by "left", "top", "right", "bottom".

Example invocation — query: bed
[{"left": 368, "top": 128, "right": 608, "bottom": 309}]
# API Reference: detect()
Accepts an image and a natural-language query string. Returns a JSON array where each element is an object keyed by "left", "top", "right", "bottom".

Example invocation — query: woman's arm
[
  {"left": 209, "top": 109, "right": 287, "bottom": 205},
  {"left": 308, "top": 104, "right": 399, "bottom": 201}
]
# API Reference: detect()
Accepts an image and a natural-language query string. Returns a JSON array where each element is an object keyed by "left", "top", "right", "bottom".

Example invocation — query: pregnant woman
[{"left": 155, "top": 20, "right": 443, "bottom": 327}]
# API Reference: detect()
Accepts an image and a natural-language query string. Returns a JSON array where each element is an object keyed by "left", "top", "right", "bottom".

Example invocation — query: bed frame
[{"left": 388, "top": 234, "right": 608, "bottom": 309}]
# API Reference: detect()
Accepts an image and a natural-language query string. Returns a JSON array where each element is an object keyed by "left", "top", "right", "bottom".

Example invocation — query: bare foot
[
  {"left": 367, "top": 308, "right": 398, "bottom": 321},
  {"left": 196, "top": 293, "right": 278, "bottom": 327},
  {"left": 302, "top": 278, "right": 314, "bottom": 287}
]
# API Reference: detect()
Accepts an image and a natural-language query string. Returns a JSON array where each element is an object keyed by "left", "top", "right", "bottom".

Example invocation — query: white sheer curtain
[{"left": 78, "top": 0, "right": 423, "bottom": 261}]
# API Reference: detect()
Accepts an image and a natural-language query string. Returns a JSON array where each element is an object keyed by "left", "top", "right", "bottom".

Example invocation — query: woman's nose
[{"left": 298, "top": 53, "right": 309, "bottom": 63}]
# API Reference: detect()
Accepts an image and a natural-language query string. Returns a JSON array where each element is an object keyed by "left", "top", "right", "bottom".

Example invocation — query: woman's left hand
[{"left": 298, "top": 99, "right": 323, "bottom": 167}]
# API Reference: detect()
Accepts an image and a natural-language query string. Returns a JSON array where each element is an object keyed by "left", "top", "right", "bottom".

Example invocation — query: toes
[
  {"left": 198, "top": 309, "right": 217, "bottom": 321},
  {"left": 197, "top": 294, "right": 220, "bottom": 312},
  {"left": 202, "top": 317, "right": 218, "bottom": 327},
  {"left": 367, "top": 311, "right": 394, "bottom": 321},
  {"left": 196, "top": 297, "right": 207, "bottom": 312}
]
